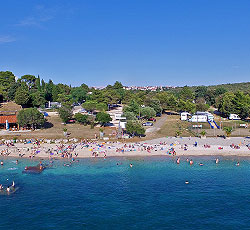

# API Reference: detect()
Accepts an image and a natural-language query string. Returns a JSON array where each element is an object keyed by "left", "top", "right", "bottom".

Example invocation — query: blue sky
[{"left": 1, "top": 0, "right": 250, "bottom": 87}]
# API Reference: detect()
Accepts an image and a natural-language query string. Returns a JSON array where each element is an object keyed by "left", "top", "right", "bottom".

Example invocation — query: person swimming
[
  {"left": 176, "top": 158, "right": 180, "bottom": 164},
  {"left": 39, "top": 161, "right": 43, "bottom": 170},
  {"left": 130, "top": 163, "right": 133, "bottom": 168},
  {"left": 12, "top": 181, "right": 15, "bottom": 188},
  {"left": 215, "top": 158, "right": 219, "bottom": 164},
  {"left": 199, "top": 163, "right": 203, "bottom": 166},
  {"left": 6, "top": 186, "right": 10, "bottom": 192},
  {"left": 189, "top": 159, "right": 193, "bottom": 165},
  {"left": 0, "top": 184, "right": 3, "bottom": 190},
  {"left": 1, "top": 161, "right": 3, "bottom": 166},
  {"left": 236, "top": 162, "right": 240, "bottom": 166}
]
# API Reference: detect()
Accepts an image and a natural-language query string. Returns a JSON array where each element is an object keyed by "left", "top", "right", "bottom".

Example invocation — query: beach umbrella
[{"left": 6, "top": 120, "right": 9, "bottom": 130}]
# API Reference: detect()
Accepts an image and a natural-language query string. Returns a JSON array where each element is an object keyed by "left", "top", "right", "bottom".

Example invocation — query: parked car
[
  {"left": 156, "top": 113, "right": 162, "bottom": 117},
  {"left": 148, "top": 117, "right": 156, "bottom": 122},
  {"left": 143, "top": 122, "right": 153, "bottom": 126}
]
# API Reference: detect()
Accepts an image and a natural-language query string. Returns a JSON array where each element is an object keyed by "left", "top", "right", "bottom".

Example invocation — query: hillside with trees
[{"left": 1, "top": 70, "right": 250, "bottom": 130}]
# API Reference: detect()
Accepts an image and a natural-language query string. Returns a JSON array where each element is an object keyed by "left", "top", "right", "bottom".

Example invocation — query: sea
[{"left": 0, "top": 156, "right": 250, "bottom": 230}]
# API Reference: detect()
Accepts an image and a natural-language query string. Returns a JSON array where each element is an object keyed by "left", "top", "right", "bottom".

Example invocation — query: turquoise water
[{"left": 0, "top": 156, "right": 250, "bottom": 230}]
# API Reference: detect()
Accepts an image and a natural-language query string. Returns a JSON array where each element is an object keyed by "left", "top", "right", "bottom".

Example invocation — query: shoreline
[{"left": 0, "top": 137, "right": 249, "bottom": 159}]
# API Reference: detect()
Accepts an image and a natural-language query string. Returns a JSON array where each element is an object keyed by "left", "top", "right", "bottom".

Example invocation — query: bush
[
  {"left": 223, "top": 127, "right": 233, "bottom": 137},
  {"left": 200, "top": 130, "right": 207, "bottom": 136}
]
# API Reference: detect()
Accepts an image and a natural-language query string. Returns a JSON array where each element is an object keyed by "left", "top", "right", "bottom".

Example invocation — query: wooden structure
[{"left": 0, "top": 102, "right": 22, "bottom": 130}]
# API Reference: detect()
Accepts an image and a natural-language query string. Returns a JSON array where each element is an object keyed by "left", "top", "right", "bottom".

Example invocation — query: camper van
[
  {"left": 180, "top": 112, "right": 190, "bottom": 121},
  {"left": 229, "top": 114, "right": 241, "bottom": 120},
  {"left": 189, "top": 115, "right": 207, "bottom": 123},
  {"left": 196, "top": 111, "right": 214, "bottom": 121}
]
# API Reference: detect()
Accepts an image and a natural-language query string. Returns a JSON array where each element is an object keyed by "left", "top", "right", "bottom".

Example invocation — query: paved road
[{"left": 145, "top": 114, "right": 168, "bottom": 133}]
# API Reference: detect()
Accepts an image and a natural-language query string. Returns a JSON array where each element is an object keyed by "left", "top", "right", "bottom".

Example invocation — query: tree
[
  {"left": 123, "top": 111, "right": 137, "bottom": 120},
  {"left": 35, "top": 75, "right": 41, "bottom": 91},
  {"left": 177, "top": 99, "right": 196, "bottom": 113},
  {"left": 58, "top": 106, "right": 72, "bottom": 123},
  {"left": 195, "top": 86, "right": 207, "bottom": 98},
  {"left": 126, "top": 120, "right": 145, "bottom": 136},
  {"left": 96, "top": 103, "right": 108, "bottom": 111},
  {"left": 144, "top": 97, "right": 162, "bottom": 114},
  {"left": 17, "top": 108, "right": 45, "bottom": 129},
  {"left": 8, "top": 82, "right": 20, "bottom": 101},
  {"left": 195, "top": 98, "right": 209, "bottom": 112},
  {"left": 30, "top": 91, "right": 46, "bottom": 107},
  {"left": 82, "top": 101, "right": 97, "bottom": 113},
  {"left": 155, "top": 92, "right": 177, "bottom": 110},
  {"left": 113, "top": 81, "right": 123, "bottom": 90},
  {"left": 95, "top": 112, "right": 112, "bottom": 126},
  {"left": 74, "top": 113, "right": 88, "bottom": 125},
  {"left": 179, "top": 86, "right": 194, "bottom": 101},
  {"left": 15, "top": 87, "right": 30, "bottom": 106},
  {"left": 223, "top": 126, "right": 233, "bottom": 137},
  {"left": 215, "top": 87, "right": 227, "bottom": 96},
  {"left": 57, "top": 93, "right": 72, "bottom": 105},
  {"left": 71, "top": 87, "right": 87, "bottom": 103},
  {"left": 20, "top": 75, "right": 36, "bottom": 89},
  {"left": 45, "top": 79, "right": 54, "bottom": 101},
  {"left": 81, "top": 83, "right": 89, "bottom": 91},
  {"left": 123, "top": 100, "right": 140, "bottom": 115},
  {"left": 0, "top": 71, "right": 16, "bottom": 100},
  {"left": 140, "top": 107, "right": 156, "bottom": 119}
]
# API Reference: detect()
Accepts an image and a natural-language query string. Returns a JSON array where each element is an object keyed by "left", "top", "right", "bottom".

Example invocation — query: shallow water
[{"left": 0, "top": 156, "right": 250, "bottom": 230}]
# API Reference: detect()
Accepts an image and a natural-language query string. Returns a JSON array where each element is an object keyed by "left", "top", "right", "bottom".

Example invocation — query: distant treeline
[{"left": 1, "top": 71, "right": 250, "bottom": 120}]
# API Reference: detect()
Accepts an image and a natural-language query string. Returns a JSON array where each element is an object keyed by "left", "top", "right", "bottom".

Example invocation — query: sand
[{"left": 0, "top": 137, "right": 250, "bottom": 159}]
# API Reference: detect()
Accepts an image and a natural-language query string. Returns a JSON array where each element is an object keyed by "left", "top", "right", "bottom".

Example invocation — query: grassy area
[
  {"left": 155, "top": 115, "right": 193, "bottom": 137},
  {"left": 0, "top": 115, "right": 114, "bottom": 140},
  {"left": 154, "top": 115, "right": 250, "bottom": 138}
]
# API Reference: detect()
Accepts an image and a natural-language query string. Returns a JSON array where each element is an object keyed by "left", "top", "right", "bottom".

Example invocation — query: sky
[{"left": 1, "top": 0, "right": 250, "bottom": 87}]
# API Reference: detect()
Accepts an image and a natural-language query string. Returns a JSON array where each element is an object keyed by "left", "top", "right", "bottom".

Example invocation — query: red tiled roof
[{"left": 0, "top": 115, "right": 17, "bottom": 124}]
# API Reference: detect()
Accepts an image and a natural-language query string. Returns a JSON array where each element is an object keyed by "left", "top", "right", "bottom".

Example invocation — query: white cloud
[
  {"left": 17, "top": 5, "right": 56, "bottom": 27},
  {"left": 0, "top": 35, "right": 16, "bottom": 44}
]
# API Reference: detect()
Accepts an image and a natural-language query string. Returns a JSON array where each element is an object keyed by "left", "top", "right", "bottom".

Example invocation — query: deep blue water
[{"left": 0, "top": 156, "right": 250, "bottom": 230}]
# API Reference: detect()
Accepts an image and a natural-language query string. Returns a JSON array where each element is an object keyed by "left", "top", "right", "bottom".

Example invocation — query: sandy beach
[{"left": 0, "top": 137, "right": 250, "bottom": 159}]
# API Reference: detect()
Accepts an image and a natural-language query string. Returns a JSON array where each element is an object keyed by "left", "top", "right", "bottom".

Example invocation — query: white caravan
[
  {"left": 189, "top": 115, "right": 207, "bottom": 122},
  {"left": 229, "top": 114, "right": 241, "bottom": 120},
  {"left": 180, "top": 112, "right": 191, "bottom": 121}
]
